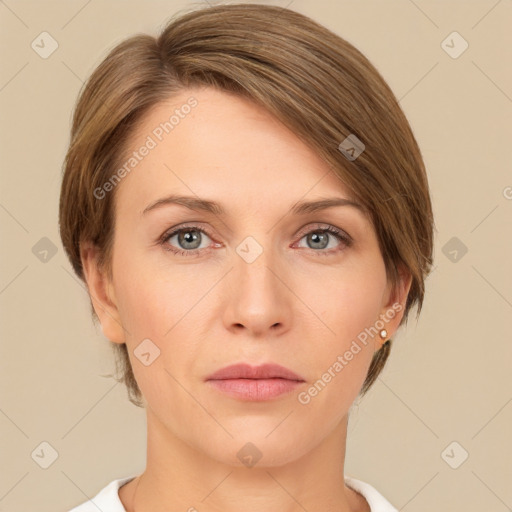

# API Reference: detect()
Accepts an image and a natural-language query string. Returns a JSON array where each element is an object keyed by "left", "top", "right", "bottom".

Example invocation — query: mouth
[{"left": 205, "top": 363, "right": 305, "bottom": 401}]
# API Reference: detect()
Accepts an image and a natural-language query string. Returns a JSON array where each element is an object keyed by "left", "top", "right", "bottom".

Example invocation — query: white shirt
[{"left": 68, "top": 474, "right": 398, "bottom": 512}]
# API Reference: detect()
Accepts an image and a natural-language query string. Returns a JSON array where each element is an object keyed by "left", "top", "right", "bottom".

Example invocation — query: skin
[{"left": 81, "top": 86, "right": 411, "bottom": 512}]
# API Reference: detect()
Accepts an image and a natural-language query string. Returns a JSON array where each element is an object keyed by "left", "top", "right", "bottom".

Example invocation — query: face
[{"left": 83, "top": 86, "right": 410, "bottom": 467}]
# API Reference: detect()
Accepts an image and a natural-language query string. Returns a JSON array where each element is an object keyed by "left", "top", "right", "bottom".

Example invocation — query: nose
[{"left": 222, "top": 242, "right": 291, "bottom": 337}]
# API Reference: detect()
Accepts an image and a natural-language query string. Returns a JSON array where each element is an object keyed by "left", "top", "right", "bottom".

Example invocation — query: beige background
[{"left": 1, "top": 0, "right": 511, "bottom": 511}]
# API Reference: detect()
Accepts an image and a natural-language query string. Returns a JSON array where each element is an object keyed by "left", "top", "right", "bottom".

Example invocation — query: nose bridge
[
  {"left": 235, "top": 234, "right": 282, "bottom": 297},
  {"left": 224, "top": 233, "right": 289, "bottom": 333}
]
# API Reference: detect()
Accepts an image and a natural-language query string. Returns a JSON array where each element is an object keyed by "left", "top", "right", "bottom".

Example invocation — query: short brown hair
[{"left": 59, "top": 3, "right": 435, "bottom": 407}]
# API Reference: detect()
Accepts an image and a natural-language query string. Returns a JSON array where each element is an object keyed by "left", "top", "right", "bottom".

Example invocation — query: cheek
[
  {"left": 300, "top": 262, "right": 386, "bottom": 346},
  {"left": 295, "top": 267, "right": 385, "bottom": 403},
  {"left": 113, "top": 246, "right": 201, "bottom": 339},
  {"left": 116, "top": 278, "right": 197, "bottom": 415},
  {"left": 112, "top": 256, "right": 207, "bottom": 390}
]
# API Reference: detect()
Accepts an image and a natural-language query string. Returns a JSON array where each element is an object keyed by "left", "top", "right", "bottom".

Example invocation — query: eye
[
  {"left": 159, "top": 225, "right": 217, "bottom": 257},
  {"left": 158, "top": 223, "right": 352, "bottom": 258},
  {"left": 294, "top": 225, "right": 352, "bottom": 254}
]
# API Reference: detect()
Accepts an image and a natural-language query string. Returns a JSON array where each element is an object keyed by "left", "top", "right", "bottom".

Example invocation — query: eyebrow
[{"left": 141, "top": 194, "right": 366, "bottom": 217}]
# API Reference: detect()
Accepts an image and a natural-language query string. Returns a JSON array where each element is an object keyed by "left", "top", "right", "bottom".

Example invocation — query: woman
[{"left": 61, "top": 4, "right": 434, "bottom": 511}]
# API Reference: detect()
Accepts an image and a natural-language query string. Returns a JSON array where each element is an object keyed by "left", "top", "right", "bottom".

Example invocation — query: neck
[{"left": 121, "top": 409, "right": 369, "bottom": 512}]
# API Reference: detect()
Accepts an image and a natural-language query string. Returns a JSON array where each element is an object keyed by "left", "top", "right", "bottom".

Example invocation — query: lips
[
  {"left": 205, "top": 363, "right": 305, "bottom": 382},
  {"left": 205, "top": 363, "right": 305, "bottom": 401}
]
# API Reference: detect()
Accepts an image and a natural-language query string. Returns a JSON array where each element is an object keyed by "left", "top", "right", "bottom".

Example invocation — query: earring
[{"left": 379, "top": 329, "right": 388, "bottom": 340}]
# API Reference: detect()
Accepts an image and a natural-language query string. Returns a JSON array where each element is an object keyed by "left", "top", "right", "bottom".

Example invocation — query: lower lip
[{"left": 207, "top": 378, "right": 303, "bottom": 401}]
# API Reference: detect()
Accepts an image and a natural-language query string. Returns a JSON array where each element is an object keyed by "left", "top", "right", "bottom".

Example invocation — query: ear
[
  {"left": 377, "top": 265, "right": 412, "bottom": 346},
  {"left": 80, "top": 241, "right": 126, "bottom": 344}
]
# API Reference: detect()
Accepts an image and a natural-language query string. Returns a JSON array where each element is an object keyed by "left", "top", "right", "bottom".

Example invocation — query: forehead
[{"left": 114, "top": 87, "right": 358, "bottom": 217}]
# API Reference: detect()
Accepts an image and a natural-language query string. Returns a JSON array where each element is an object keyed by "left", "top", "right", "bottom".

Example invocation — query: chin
[{"left": 197, "top": 429, "right": 314, "bottom": 470}]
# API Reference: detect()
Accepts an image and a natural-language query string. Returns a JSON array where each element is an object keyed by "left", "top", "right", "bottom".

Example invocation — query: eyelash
[{"left": 159, "top": 223, "right": 352, "bottom": 258}]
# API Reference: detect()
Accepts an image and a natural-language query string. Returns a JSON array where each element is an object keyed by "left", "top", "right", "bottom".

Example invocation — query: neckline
[{"left": 115, "top": 474, "right": 374, "bottom": 512}]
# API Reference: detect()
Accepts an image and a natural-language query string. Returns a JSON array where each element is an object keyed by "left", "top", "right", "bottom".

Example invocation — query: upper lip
[{"left": 206, "top": 363, "right": 305, "bottom": 382}]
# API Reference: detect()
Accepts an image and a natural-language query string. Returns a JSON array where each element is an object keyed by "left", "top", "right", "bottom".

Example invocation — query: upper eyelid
[{"left": 163, "top": 221, "right": 348, "bottom": 234}]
